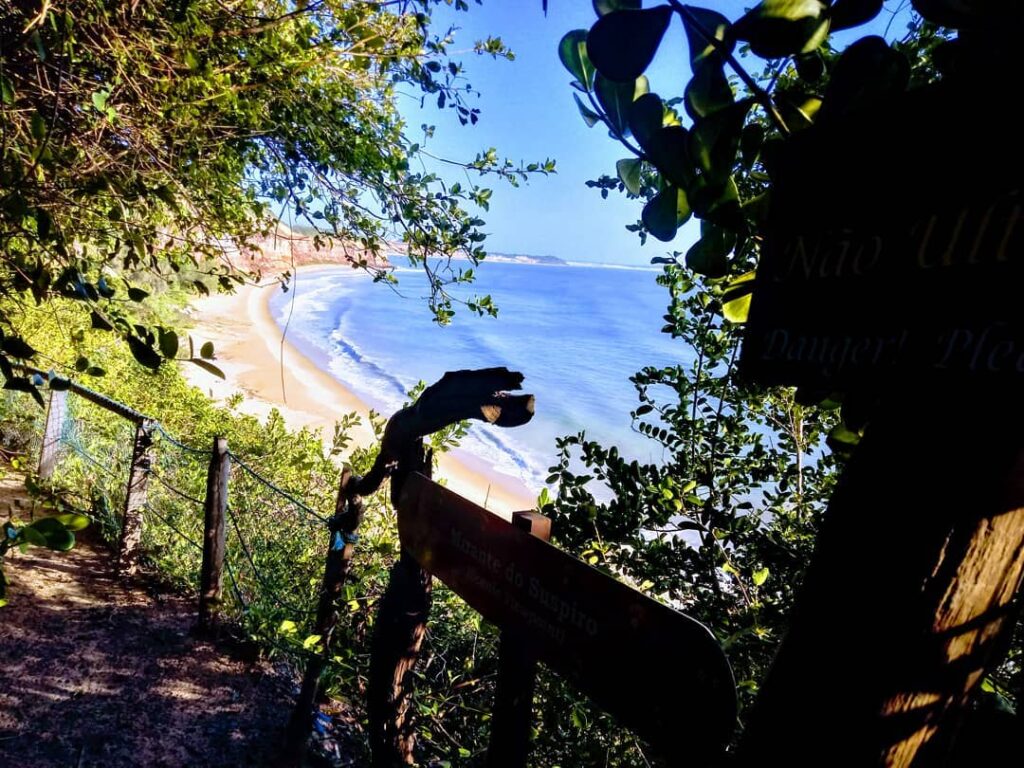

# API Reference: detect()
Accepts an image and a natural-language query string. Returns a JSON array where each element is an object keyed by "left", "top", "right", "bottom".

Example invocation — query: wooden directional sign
[
  {"left": 397, "top": 472, "right": 737, "bottom": 755},
  {"left": 740, "top": 80, "right": 1024, "bottom": 389}
]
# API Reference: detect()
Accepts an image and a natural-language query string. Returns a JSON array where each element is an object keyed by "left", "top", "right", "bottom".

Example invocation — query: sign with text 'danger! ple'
[
  {"left": 397, "top": 472, "right": 737, "bottom": 755},
  {"left": 740, "top": 80, "right": 1024, "bottom": 389}
]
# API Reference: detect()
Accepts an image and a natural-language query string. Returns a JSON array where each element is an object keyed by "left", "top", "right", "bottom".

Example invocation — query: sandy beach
[{"left": 181, "top": 269, "right": 536, "bottom": 518}]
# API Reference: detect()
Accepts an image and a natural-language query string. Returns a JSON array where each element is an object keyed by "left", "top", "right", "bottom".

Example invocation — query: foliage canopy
[{"left": 0, "top": 0, "right": 550, "bottom": 396}]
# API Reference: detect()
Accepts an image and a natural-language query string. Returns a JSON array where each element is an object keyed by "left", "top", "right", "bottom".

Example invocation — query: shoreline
[{"left": 182, "top": 266, "right": 537, "bottom": 518}]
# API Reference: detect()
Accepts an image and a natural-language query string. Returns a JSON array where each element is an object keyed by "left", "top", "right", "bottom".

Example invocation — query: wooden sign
[
  {"left": 397, "top": 472, "right": 737, "bottom": 754},
  {"left": 740, "top": 80, "right": 1024, "bottom": 389}
]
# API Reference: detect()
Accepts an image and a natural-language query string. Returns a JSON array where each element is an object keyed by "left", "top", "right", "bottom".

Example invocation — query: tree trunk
[{"left": 738, "top": 384, "right": 1024, "bottom": 766}]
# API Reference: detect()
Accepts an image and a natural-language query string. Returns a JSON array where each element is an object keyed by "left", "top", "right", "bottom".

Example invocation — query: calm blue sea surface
[{"left": 268, "top": 261, "right": 689, "bottom": 489}]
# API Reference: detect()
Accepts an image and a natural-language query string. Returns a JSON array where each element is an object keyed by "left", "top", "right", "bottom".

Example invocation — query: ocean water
[{"left": 268, "top": 261, "right": 689, "bottom": 491}]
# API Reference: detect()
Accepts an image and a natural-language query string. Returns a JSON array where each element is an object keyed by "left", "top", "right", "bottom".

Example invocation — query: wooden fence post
[
  {"left": 198, "top": 436, "right": 229, "bottom": 630},
  {"left": 116, "top": 419, "right": 155, "bottom": 577},
  {"left": 285, "top": 470, "right": 365, "bottom": 761},
  {"left": 486, "top": 511, "right": 552, "bottom": 768},
  {"left": 37, "top": 387, "right": 67, "bottom": 480},
  {"left": 369, "top": 446, "right": 433, "bottom": 768}
]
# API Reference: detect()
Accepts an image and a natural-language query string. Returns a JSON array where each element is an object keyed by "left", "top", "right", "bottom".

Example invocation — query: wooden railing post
[
  {"left": 369, "top": 445, "right": 434, "bottom": 768},
  {"left": 285, "top": 470, "right": 365, "bottom": 762},
  {"left": 37, "top": 387, "right": 67, "bottom": 480},
  {"left": 198, "top": 436, "right": 229, "bottom": 630},
  {"left": 116, "top": 419, "right": 155, "bottom": 577},
  {"left": 486, "top": 511, "right": 552, "bottom": 768}
]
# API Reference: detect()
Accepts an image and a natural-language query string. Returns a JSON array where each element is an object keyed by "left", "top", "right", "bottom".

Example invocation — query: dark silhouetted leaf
[
  {"left": 2, "top": 336, "right": 36, "bottom": 359},
  {"left": 628, "top": 93, "right": 664, "bottom": 150},
  {"left": 642, "top": 186, "right": 690, "bottom": 242},
  {"left": 200, "top": 341, "right": 215, "bottom": 359},
  {"left": 593, "top": 0, "right": 641, "bottom": 15},
  {"left": 740, "top": 123, "right": 765, "bottom": 167},
  {"left": 127, "top": 336, "right": 162, "bottom": 370},
  {"left": 587, "top": 7, "right": 673, "bottom": 83},
  {"left": 910, "top": 0, "right": 1010, "bottom": 28},
  {"left": 685, "top": 58, "right": 733, "bottom": 120},
  {"left": 690, "top": 99, "right": 753, "bottom": 183},
  {"left": 818, "top": 36, "right": 909, "bottom": 123},
  {"left": 647, "top": 126, "right": 696, "bottom": 188},
  {"left": 189, "top": 358, "right": 226, "bottom": 379},
  {"left": 794, "top": 50, "right": 826, "bottom": 81},
  {"left": 90, "top": 311, "right": 114, "bottom": 331},
  {"left": 686, "top": 220, "right": 736, "bottom": 277},
  {"left": 158, "top": 328, "right": 179, "bottom": 360},
  {"left": 127, "top": 287, "right": 149, "bottom": 302},
  {"left": 679, "top": 5, "right": 734, "bottom": 66},
  {"left": 3, "top": 377, "right": 44, "bottom": 407},
  {"left": 732, "top": 0, "right": 830, "bottom": 58},
  {"left": 595, "top": 73, "right": 647, "bottom": 136},
  {"left": 829, "top": 0, "right": 883, "bottom": 30}
]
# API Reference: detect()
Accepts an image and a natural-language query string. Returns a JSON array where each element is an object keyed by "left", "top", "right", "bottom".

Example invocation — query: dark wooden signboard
[
  {"left": 397, "top": 472, "right": 737, "bottom": 755},
  {"left": 740, "top": 80, "right": 1024, "bottom": 389}
]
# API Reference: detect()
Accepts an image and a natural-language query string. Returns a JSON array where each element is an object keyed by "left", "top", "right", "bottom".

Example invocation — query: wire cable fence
[
  {"left": 52, "top": 393, "right": 138, "bottom": 541},
  {"left": 0, "top": 380, "right": 368, "bottom": 691},
  {"left": 222, "top": 450, "right": 332, "bottom": 638}
]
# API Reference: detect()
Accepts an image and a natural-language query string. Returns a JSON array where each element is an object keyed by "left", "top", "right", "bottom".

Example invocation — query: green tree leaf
[
  {"left": 587, "top": 7, "right": 673, "bottom": 83},
  {"left": 558, "top": 30, "right": 595, "bottom": 91},
  {"left": 595, "top": 73, "right": 647, "bottom": 137},
  {"left": 574, "top": 93, "right": 601, "bottom": 128},
  {"left": 616, "top": 158, "right": 643, "bottom": 195},
  {"left": 722, "top": 271, "right": 756, "bottom": 323}
]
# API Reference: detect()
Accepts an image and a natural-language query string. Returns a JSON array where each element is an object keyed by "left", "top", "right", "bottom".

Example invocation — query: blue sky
[{"left": 400, "top": 1, "right": 914, "bottom": 265}]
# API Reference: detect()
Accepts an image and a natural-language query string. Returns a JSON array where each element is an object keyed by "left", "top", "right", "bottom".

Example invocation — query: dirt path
[{"left": 0, "top": 473, "right": 301, "bottom": 767}]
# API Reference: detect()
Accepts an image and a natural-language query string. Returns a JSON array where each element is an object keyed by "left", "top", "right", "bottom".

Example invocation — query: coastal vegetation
[{"left": 2, "top": 0, "right": 1022, "bottom": 766}]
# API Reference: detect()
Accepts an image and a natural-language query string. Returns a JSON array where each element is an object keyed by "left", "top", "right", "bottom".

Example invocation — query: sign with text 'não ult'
[{"left": 741, "top": 81, "right": 1024, "bottom": 389}]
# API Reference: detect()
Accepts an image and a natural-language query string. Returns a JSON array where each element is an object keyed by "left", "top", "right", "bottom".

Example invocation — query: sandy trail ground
[{"left": 0, "top": 473, "right": 307, "bottom": 768}]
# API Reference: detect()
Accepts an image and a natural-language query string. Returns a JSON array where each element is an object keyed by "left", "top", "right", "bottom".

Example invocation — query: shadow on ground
[{"left": 0, "top": 478, "right": 298, "bottom": 768}]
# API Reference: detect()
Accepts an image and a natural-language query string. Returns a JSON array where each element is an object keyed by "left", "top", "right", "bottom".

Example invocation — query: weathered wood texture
[
  {"left": 198, "top": 436, "right": 229, "bottom": 629},
  {"left": 398, "top": 472, "right": 736, "bottom": 758},
  {"left": 737, "top": 386, "right": 1024, "bottom": 766},
  {"left": 368, "top": 549, "right": 433, "bottom": 767},
  {"left": 286, "top": 470, "right": 366, "bottom": 758},
  {"left": 364, "top": 368, "right": 536, "bottom": 767},
  {"left": 486, "top": 511, "right": 551, "bottom": 768},
  {"left": 116, "top": 420, "right": 155, "bottom": 577},
  {"left": 37, "top": 388, "right": 67, "bottom": 480},
  {"left": 353, "top": 368, "right": 534, "bottom": 497}
]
